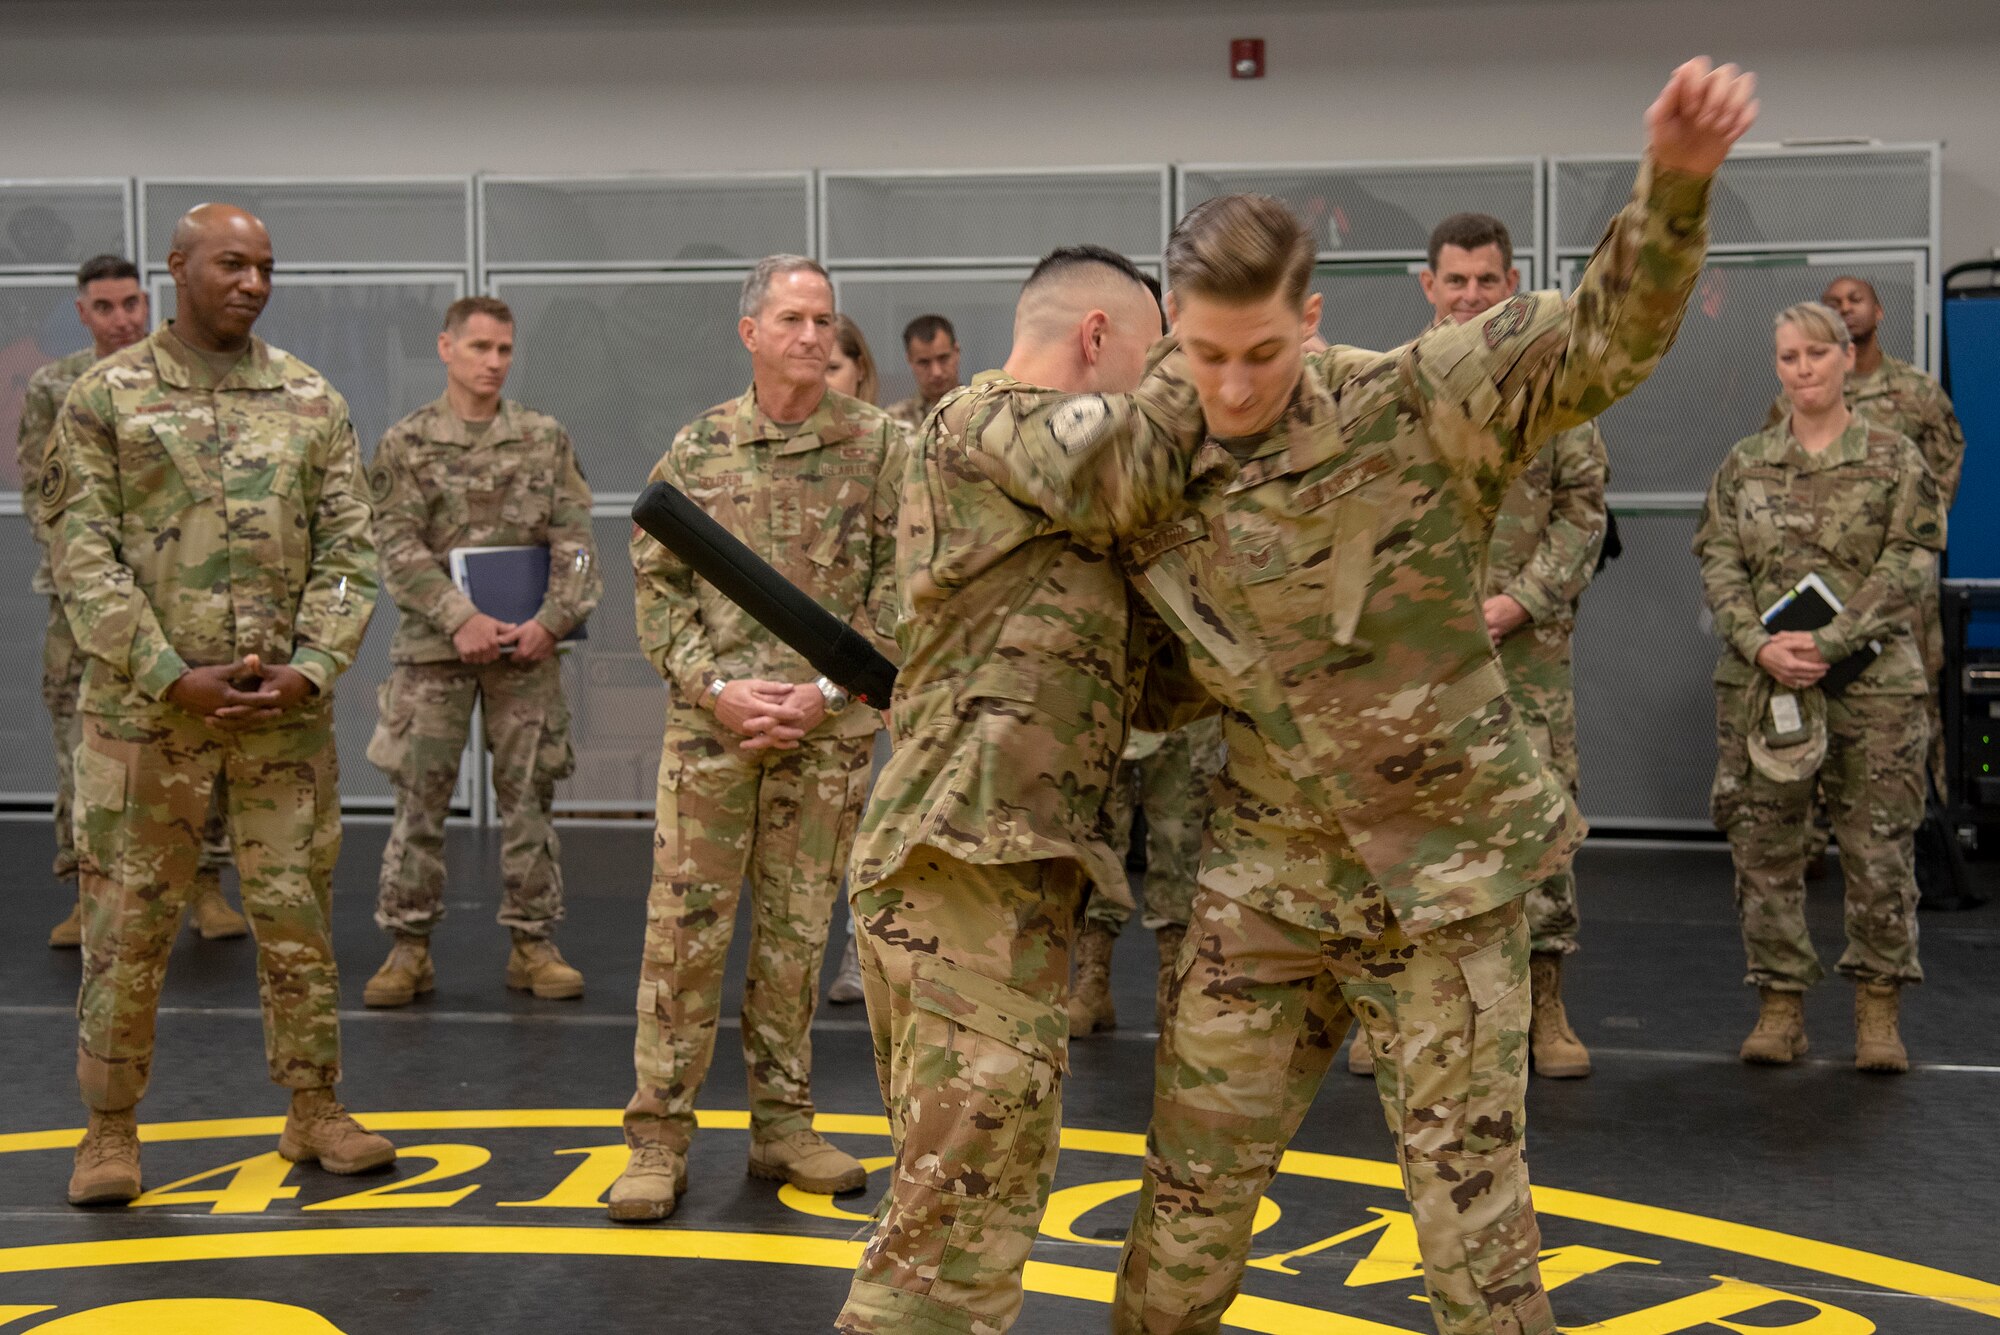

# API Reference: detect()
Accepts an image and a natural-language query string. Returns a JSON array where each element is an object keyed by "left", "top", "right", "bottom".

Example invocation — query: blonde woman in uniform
[{"left": 1693, "top": 301, "right": 1944, "bottom": 1073}]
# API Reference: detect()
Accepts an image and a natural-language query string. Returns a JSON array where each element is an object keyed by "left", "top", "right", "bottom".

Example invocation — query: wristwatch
[
  {"left": 705, "top": 678, "right": 727, "bottom": 710},
  {"left": 814, "top": 675, "right": 851, "bottom": 715}
]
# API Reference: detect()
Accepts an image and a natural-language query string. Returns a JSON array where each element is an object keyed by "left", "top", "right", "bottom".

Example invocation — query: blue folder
[{"left": 448, "top": 545, "right": 588, "bottom": 643}]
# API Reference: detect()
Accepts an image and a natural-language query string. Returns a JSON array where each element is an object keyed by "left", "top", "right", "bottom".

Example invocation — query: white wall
[{"left": 2, "top": 0, "right": 1994, "bottom": 264}]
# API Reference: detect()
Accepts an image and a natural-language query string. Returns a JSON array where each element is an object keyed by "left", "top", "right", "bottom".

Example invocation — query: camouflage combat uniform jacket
[
  {"left": 993, "top": 160, "right": 1710, "bottom": 939},
  {"left": 1768, "top": 354, "right": 1966, "bottom": 505},
  {"left": 44, "top": 324, "right": 378, "bottom": 716},
  {"left": 369, "top": 397, "right": 601, "bottom": 663},
  {"left": 18, "top": 347, "right": 96, "bottom": 595},
  {"left": 1484, "top": 422, "right": 1609, "bottom": 700},
  {"left": 633, "top": 385, "right": 901, "bottom": 741},
  {"left": 1694, "top": 415, "right": 1944, "bottom": 695},
  {"left": 848, "top": 372, "right": 1205, "bottom": 907}
]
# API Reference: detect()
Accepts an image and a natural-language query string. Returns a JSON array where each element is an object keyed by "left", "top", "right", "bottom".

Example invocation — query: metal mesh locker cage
[
  {"left": 821, "top": 169, "right": 1168, "bottom": 267},
  {"left": 481, "top": 174, "right": 811, "bottom": 270},
  {"left": 486, "top": 273, "right": 752, "bottom": 496},
  {"left": 139, "top": 178, "right": 472, "bottom": 271},
  {"left": 551, "top": 513, "right": 664, "bottom": 816},
  {"left": 0, "top": 180, "right": 132, "bottom": 271},
  {"left": 1178, "top": 159, "right": 1539, "bottom": 262}
]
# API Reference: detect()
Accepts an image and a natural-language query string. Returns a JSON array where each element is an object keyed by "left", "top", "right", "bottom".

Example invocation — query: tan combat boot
[
  {"left": 1347, "top": 1030, "right": 1376, "bottom": 1077},
  {"left": 363, "top": 935, "right": 434, "bottom": 1008},
  {"left": 827, "top": 933, "right": 864, "bottom": 1005},
  {"left": 278, "top": 1089, "right": 396, "bottom": 1174},
  {"left": 1739, "top": 988, "right": 1808, "bottom": 1064},
  {"left": 749, "top": 1127, "right": 867, "bottom": 1195},
  {"left": 607, "top": 1142, "right": 687, "bottom": 1223},
  {"left": 48, "top": 902, "right": 83, "bottom": 949},
  {"left": 190, "top": 886, "right": 249, "bottom": 940},
  {"left": 1528, "top": 953, "right": 1593, "bottom": 1079},
  {"left": 67, "top": 1109, "right": 141, "bottom": 1205},
  {"left": 506, "top": 936, "right": 584, "bottom": 999},
  {"left": 1154, "top": 923, "right": 1186, "bottom": 1031},
  {"left": 1854, "top": 982, "right": 1910, "bottom": 1073},
  {"left": 1066, "top": 926, "right": 1117, "bottom": 1037}
]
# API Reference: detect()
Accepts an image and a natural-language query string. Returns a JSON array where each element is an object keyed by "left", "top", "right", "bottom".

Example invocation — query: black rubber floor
[{"left": 1, "top": 821, "right": 1995, "bottom": 1333}]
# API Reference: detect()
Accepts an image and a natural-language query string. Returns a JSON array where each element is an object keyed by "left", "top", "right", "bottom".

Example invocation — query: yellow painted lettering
[
  {"left": 496, "top": 1146, "right": 633, "bottom": 1210},
  {"left": 1046, "top": 1179, "right": 1279, "bottom": 1249},
  {"left": 1246, "top": 1207, "right": 1404, "bottom": 1277},
  {"left": 1563, "top": 1276, "right": 1876, "bottom": 1334},
  {"left": 1538, "top": 1244, "right": 1660, "bottom": 1293},
  {"left": 127, "top": 1153, "right": 299, "bottom": 1215},
  {"left": 778, "top": 1158, "right": 895, "bottom": 1222},
  {"left": 302, "top": 1144, "right": 489, "bottom": 1212}
]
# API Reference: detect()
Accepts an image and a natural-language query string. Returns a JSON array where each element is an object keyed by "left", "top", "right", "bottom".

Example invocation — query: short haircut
[
  {"left": 902, "top": 314, "right": 956, "bottom": 350},
  {"left": 1428, "top": 213, "right": 1513, "bottom": 270},
  {"left": 1023, "top": 244, "right": 1150, "bottom": 298},
  {"left": 444, "top": 295, "right": 514, "bottom": 334},
  {"left": 76, "top": 254, "right": 139, "bottom": 289},
  {"left": 1166, "top": 194, "right": 1315, "bottom": 309},
  {"left": 831, "top": 313, "right": 882, "bottom": 406},
  {"left": 1823, "top": 275, "right": 1883, "bottom": 308},
  {"left": 1775, "top": 301, "right": 1851, "bottom": 349},
  {"left": 740, "top": 255, "right": 831, "bottom": 320}
]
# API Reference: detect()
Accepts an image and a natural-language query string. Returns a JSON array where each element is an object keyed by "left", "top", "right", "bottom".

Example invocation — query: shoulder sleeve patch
[
  {"left": 1049, "top": 395, "right": 1112, "bottom": 455},
  {"left": 37, "top": 454, "right": 80, "bottom": 521},
  {"left": 1481, "top": 293, "right": 1535, "bottom": 349},
  {"left": 368, "top": 462, "right": 396, "bottom": 504}
]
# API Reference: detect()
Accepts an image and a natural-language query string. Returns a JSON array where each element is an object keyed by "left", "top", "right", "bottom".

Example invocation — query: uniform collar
[
  {"left": 733, "top": 383, "right": 868, "bottom": 455},
  {"left": 1191, "top": 371, "right": 1335, "bottom": 487},
  {"left": 420, "top": 395, "right": 527, "bottom": 447},
  {"left": 151, "top": 320, "right": 284, "bottom": 392},
  {"left": 1768, "top": 413, "right": 1873, "bottom": 471}
]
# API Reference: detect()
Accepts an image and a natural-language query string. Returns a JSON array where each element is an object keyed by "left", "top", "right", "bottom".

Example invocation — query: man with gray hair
[{"left": 607, "top": 254, "right": 903, "bottom": 1222}]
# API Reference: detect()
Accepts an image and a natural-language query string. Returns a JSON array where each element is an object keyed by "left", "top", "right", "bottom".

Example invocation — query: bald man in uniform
[{"left": 48, "top": 204, "right": 392, "bottom": 1205}]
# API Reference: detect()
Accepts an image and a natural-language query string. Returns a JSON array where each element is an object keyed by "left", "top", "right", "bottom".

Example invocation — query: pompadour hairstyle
[{"left": 1165, "top": 194, "right": 1315, "bottom": 309}]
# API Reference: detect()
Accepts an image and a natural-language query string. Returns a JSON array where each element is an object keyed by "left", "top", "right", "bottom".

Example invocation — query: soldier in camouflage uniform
[
  {"left": 1349, "top": 213, "right": 1609, "bottom": 1083},
  {"left": 836, "top": 245, "right": 1203, "bottom": 1335},
  {"left": 884, "top": 314, "right": 962, "bottom": 429},
  {"left": 1765, "top": 276, "right": 1965, "bottom": 839},
  {"left": 19, "top": 255, "right": 246, "bottom": 950},
  {"left": 1700, "top": 301, "right": 1942, "bottom": 1074},
  {"left": 1068, "top": 715, "right": 1226, "bottom": 1037},
  {"left": 985, "top": 61, "right": 1751, "bottom": 1334},
  {"left": 362, "top": 296, "right": 601, "bottom": 1006},
  {"left": 608, "top": 256, "right": 902, "bottom": 1225},
  {"left": 46, "top": 205, "right": 393, "bottom": 1206}
]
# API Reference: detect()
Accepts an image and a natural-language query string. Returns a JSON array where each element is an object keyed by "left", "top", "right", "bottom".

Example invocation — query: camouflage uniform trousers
[
  {"left": 45, "top": 599, "right": 232, "bottom": 892},
  {"left": 73, "top": 705, "right": 344, "bottom": 1113},
  {"left": 839, "top": 849, "right": 1080, "bottom": 1335},
  {"left": 1505, "top": 643, "right": 1582, "bottom": 958},
  {"left": 1713, "top": 687, "right": 1926, "bottom": 991},
  {"left": 624, "top": 722, "right": 875, "bottom": 1155},
  {"left": 370, "top": 658, "right": 575, "bottom": 938},
  {"left": 1116, "top": 890, "right": 1552, "bottom": 1335},
  {"left": 1087, "top": 716, "right": 1226, "bottom": 935}
]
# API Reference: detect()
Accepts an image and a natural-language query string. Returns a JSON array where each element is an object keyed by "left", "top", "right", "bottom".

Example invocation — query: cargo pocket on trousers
[
  {"left": 365, "top": 678, "right": 413, "bottom": 781},
  {"left": 538, "top": 698, "right": 577, "bottom": 785},
  {"left": 901, "top": 957, "right": 1066, "bottom": 1202},
  {"left": 72, "top": 743, "right": 128, "bottom": 878},
  {"left": 1455, "top": 934, "right": 1543, "bottom": 1300}
]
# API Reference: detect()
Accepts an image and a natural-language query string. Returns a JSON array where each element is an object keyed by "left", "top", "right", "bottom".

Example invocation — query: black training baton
[{"left": 631, "top": 481, "right": 898, "bottom": 709}]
